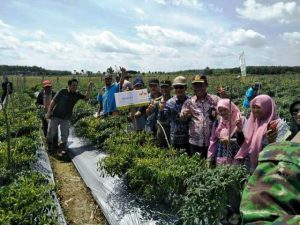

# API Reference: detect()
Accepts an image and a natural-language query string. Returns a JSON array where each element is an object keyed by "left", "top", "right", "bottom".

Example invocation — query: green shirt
[{"left": 52, "top": 89, "right": 85, "bottom": 120}]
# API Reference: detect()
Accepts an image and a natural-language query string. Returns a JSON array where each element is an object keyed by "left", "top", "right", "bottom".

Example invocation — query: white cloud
[
  {"left": 154, "top": 0, "right": 200, "bottom": 7},
  {"left": 33, "top": 30, "right": 46, "bottom": 39},
  {"left": 73, "top": 30, "right": 178, "bottom": 57},
  {"left": 281, "top": 32, "right": 300, "bottom": 45},
  {"left": 0, "top": 19, "right": 12, "bottom": 29},
  {"left": 220, "top": 29, "right": 267, "bottom": 48},
  {"left": 134, "top": 7, "right": 145, "bottom": 16},
  {"left": 208, "top": 4, "right": 223, "bottom": 13},
  {"left": 24, "top": 41, "right": 72, "bottom": 54},
  {"left": 236, "top": 0, "right": 300, "bottom": 24},
  {"left": 136, "top": 25, "right": 201, "bottom": 47},
  {"left": 0, "top": 33, "right": 21, "bottom": 49}
]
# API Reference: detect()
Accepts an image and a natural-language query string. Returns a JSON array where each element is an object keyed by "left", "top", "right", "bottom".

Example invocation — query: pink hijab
[
  {"left": 215, "top": 99, "right": 241, "bottom": 139},
  {"left": 235, "top": 95, "right": 278, "bottom": 168}
]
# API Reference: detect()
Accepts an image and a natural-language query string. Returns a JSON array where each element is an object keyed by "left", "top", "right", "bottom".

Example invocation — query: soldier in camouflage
[{"left": 240, "top": 135, "right": 300, "bottom": 225}]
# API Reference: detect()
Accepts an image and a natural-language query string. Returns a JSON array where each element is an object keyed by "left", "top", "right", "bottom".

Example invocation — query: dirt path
[{"left": 49, "top": 153, "right": 108, "bottom": 225}]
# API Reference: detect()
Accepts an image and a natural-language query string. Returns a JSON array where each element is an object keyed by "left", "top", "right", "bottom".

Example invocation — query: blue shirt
[
  {"left": 243, "top": 87, "right": 255, "bottom": 108},
  {"left": 97, "top": 83, "right": 120, "bottom": 114},
  {"left": 158, "top": 95, "right": 190, "bottom": 145}
]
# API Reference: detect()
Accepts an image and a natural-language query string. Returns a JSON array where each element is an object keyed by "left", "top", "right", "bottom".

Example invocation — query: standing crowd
[{"left": 2, "top": 72, "right": 300, "bottom": 224}]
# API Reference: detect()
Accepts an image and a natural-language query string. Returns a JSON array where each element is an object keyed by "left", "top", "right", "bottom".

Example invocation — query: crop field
[
  {"left": 1, "top": 73, "right": 299, "bottom": 224},
  {"left": 11, "top": 73, "right": 300, "bottom": 120}
]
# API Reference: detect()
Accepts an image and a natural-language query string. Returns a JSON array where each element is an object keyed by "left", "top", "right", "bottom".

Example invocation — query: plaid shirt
[
  {"left": 181, "top": 94, "right": 220, "bottom": 147},
  {"left": 158, "top": 95, "right": 190, "bottom": 145}
]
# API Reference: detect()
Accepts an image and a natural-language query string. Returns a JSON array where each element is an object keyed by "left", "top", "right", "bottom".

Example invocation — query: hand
[
  {"left": 220, "top": 138, "right": 229, "bottom": 145},
  {"left": 216, "top": 86, "right": 228, "bottom": 98},
  {"left": 46, "top": 111, "right": 52, "bottom": 119},
  {"left": 236, "top": 114, "right": 243, "bottom": 132},
  {"left": 181, "top": 108, "right": 192, "bottom": 119},
  {"left": 134, "top": 111, "right": 142, "bottom": 118},
  {"left": 147, "top": 101, "right": 155, "bottom": 114},
  {"left": 159, "top": 100, "right": 166, "bottom": 112},
  {"left": 88, "top": 81, "right": 93, "bottom": 88},
  {"left": 120, "top": 67, "right": 126, "bottom": 75},
  {"left": 266, "top": 128, "right": 278, "bottom": 144}
]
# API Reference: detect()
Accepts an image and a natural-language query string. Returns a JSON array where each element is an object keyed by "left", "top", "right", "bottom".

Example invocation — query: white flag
[{"left": 239, "top": 51, "right": 247, "bottom": 77}]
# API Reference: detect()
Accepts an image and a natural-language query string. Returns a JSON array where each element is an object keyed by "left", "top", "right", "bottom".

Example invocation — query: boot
[{"left": 58, "top": 142, "right": 67, "bottom": 156}]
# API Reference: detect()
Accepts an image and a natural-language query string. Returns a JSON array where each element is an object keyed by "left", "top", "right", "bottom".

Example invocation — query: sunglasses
[{"left": 173, "top": 86, "right": 185, "bottom": 90}]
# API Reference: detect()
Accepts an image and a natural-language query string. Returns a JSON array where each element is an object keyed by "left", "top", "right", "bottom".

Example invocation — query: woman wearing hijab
[
  {"left": 207, "top": 99, "right": 246, "bottom": 166},
  {"left": 287, "top": 100, "right": 300, "bottom": 140},
  {"left": 234, "top": 95, "right": 290, "bottom": 171}
]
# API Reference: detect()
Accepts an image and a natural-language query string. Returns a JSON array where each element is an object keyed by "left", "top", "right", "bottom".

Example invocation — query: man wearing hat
[
  {"left": 36, "top": 80, "right": 58, "bottom": 148},
  {"left": 158, "top": 76, "right": 190, "bottom": 151},
  {"left": 97, "top": 67, "right": 126, "bottom": 117},
  {"left": 155, "top": 80, "right": 172, "bottom": 147},
  {"left": 243, "top": 82, "right": 262, "bottom": 109},
  {"left": 130, "top": 77, "right": 147, "bottom": 131},
  {"left": 46, "top": 78, "right": 93, "bottom": 155},
  {"left": 145, "top": 78, "right": 161, "bottom": 133},
  {"left": 180, "top": 74, "right": 220, "bottom": 157}
]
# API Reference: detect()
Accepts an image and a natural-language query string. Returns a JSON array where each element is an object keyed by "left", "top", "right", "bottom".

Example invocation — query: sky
[{"left": 0, "top": 0, "right": 300, "bottom": 72}]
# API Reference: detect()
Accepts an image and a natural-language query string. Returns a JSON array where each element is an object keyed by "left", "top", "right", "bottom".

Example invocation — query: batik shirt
[
  {"left": 158, "top": 95, "right": 189, "bottom": 145},
  {"left": 181, "top": 94, "right": 220, "bottom": 147}
]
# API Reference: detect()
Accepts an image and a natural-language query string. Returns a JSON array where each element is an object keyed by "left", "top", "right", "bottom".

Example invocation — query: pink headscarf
[
  {"left": 215, "top": 99, "right": 241, "bottom": 139},
  {"left": 235, "top": 95, "right": 278, "bottom": 169}
]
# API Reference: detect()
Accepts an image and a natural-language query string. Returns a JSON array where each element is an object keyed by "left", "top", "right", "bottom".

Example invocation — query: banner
[
  {"left": 239, "top": 51, "right": 247, "bottom": 77},
  {"left": 115, "top": 89, "right": 149, "bottom": 110}
]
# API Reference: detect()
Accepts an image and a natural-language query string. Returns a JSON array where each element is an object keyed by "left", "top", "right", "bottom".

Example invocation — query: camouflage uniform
[{"left": 240, "top": 141, "right": 300, "bottom": 225}]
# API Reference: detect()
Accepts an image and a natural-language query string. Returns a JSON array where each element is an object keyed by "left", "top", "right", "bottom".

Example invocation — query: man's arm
[
  {"left": 46, "top": 99, "right": 56, "bottom": 119},
  {"left": 84, "top": 82, "right": 93, "bottom": 99},
  {"left": 119, "top": 67, "right": 126, "bottom": 90},
  {"left": 98, "top": 102, "right": 103, "bottom": 115}
]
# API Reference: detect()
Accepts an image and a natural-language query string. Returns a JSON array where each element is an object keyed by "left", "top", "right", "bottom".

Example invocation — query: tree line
[{"left": 1, "top": 65, "right": 300, "bottom": 77}]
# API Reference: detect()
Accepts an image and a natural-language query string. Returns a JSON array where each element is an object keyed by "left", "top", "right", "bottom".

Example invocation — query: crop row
[
  {"left": 0, "top": 93, "right": 59, "bottom": 225},
  {"left": 75, "top": 114, "right": 248, "bottom": 224}
]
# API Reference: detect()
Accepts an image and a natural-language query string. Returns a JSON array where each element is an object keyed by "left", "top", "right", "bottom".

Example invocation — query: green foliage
[
  {"left": 180, "top": 165, "right": 248, "bottom": 225},
  {"left": 0, "top": 92, "right": 60, "bottom": 223},
  {"left": 0, "top": 172, "right": 58, "bottom": 225},
  {"left": 76, "top": 116, "right": 249, "bottom": 224}
]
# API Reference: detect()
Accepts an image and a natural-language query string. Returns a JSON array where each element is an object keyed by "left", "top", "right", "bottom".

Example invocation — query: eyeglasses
[{"left": 173, "top": 86, "right": 185, "bottom": 90}]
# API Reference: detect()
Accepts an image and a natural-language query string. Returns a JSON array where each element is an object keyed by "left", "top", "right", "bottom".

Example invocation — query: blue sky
[{"left": 0, "top": 0, "right": 299, "bottom": 72}]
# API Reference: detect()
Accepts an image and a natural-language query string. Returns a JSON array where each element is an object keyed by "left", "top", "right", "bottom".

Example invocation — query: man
[
  {"left": 46, "top": 78, "right": 93, "bottom": 155},
  {"left": 145, "top": 78, "right": 161, "bottom": 133},
  {"left": 1, "top": 76, "right": 13, "bottom": 102},
  {"left": 97, "top": 67, "right": 126, "bottom": 116},
  {"left": 243, "top": 82, "right": 261, "bottom": 109},
  {"left": 130, "top": 77, "right": 147, "bottom": 131},
  {"left": 122, "top": 73, "right": 133, "bottom": 91},
  {"left": 180, "top": 75, "right": 220, "bottom": 157},
  {"left": 240, "top": 132, "right": 300, "bottom": 224},
  {"left": 155, "top": 80, "right": 172, "bottom": 148},
  {"left": 36, "top": 80, "right": 58, "bottom": 148},
  {"left": 158, "top": 76, "right": 189, "bottom": 151}
]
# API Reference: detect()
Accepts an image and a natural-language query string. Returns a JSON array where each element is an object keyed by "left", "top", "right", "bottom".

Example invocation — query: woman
[
  {"left": 234, "top": 95, "right": 290, "bottom": 171},
  {"left": 207, "top": 99, "right": 246, "bottom": 166},
  {"left": 288, "top": 100, "right": 300, "bottom": 140}
]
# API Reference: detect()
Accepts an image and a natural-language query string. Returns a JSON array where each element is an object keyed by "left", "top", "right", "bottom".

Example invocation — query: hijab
[{"left": 235, "top": 95, "right": 278, "bottom": 168}]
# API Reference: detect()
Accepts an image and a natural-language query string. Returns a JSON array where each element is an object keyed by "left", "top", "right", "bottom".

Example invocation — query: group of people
[
  {"left": 95, "top": 71, "right": 299, "bottom": 172},
  {"left": 36, "top": 78, "right": 93, "bottom": 155}
]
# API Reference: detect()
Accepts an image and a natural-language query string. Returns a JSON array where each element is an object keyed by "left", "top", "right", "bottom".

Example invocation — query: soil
[{"left": 49, "top": 153, "right": 108, "bottom": 225}]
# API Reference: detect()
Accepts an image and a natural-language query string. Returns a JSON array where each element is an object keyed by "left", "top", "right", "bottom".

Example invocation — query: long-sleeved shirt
[
  {"left": 181, "top": 94, "right": 220, "bottom": 147},
  {"left": 158, "top": 95, "right": 189, "bottom": 145}
]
